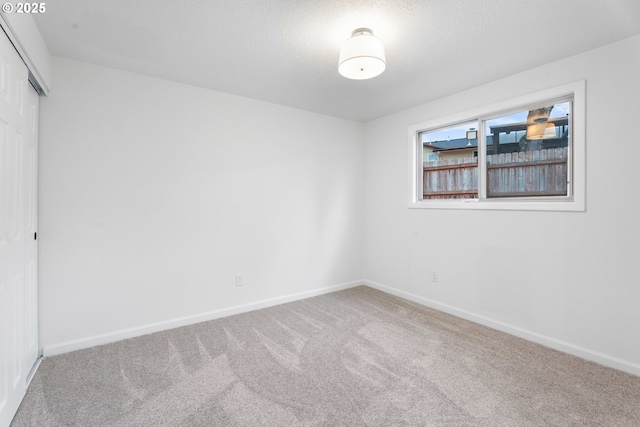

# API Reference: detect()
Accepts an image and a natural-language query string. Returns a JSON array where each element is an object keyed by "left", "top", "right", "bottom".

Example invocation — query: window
[{"left": 408, "top": 81, "right": 585, "bottom": 211}]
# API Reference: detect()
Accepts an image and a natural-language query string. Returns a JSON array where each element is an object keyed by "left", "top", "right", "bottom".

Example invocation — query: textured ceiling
[{"left": 34, "top": 0, "right": 640, "bottom": 121}]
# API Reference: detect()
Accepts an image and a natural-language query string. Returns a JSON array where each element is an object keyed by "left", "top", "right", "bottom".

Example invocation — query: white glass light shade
[
  {"left": 338, "top": 28, "right": 386, "bottom": 80},
  {"left": 526, "top": 122, "right": 557, "bottom": 140}
]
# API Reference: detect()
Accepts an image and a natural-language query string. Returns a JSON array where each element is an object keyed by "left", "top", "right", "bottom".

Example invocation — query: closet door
[
  {"left": 23, "top": 68, "right": 38, "bottom": 383},
  {"left": 0, "top": 29, "right": 38, "bottom": 427}
]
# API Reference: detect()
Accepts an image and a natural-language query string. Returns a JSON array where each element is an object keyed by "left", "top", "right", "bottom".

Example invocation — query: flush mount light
[
  {"left": 526, "top": 107, "right": 556, "bottom": 140},
  {"left": 526, "top": 122, "right": 557, "bottom": 140},
  {"left": 338, "top": 28, "right": 386, "bottom": 80}
]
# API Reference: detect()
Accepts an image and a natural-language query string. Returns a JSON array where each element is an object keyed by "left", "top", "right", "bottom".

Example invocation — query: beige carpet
[{"left": 11, "top": 286, "right": 640, "bottom": 426}]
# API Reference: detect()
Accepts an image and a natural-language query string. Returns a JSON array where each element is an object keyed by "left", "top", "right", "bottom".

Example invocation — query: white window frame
[{"left": 408, "top": 80, "right": 586, "bottom": 212}]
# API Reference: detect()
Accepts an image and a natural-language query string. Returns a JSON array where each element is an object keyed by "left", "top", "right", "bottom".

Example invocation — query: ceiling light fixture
[
  {"left": 338, "top": 28, "right": 386, "bottom": 80},
  {"left": 526, "top": 122, "right": 557, "bottom": 140},
  {"left": 526, "top": 107, "right": 556, "bottom": 140}
]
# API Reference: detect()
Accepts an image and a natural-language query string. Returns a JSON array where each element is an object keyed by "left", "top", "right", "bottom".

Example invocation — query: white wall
[
  {"left": 363, "top": 35, "right": 640, "bottom": 375},
  {"left": 39, "top": 57, "right": 364, "bottom": 351}
]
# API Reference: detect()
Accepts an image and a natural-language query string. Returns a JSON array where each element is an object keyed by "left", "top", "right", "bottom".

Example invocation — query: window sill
[{"left": 408, "top": 197, "right": 584, "bottom": 212}]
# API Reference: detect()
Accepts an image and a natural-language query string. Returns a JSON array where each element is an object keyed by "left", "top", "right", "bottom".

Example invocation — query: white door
[
  {"left": 23, "top": 62, "right": 39, "bottom": 386},
  {"left": 0, "top": 29, "right": 39, "bottom": 427}
]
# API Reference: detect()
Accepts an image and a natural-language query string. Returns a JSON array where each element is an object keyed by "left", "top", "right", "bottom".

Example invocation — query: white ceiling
[{"left": 34, "top": 0, "right": 640, "bottom": 121}]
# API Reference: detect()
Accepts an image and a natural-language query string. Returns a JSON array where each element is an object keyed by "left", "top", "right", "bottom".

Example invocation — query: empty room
[{"left": 2, "top": 0, "right": 640, "bottom": 425}]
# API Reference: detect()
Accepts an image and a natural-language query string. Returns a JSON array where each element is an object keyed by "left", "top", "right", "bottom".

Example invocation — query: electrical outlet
[
  {"left": 236, "top": 273, "right": 245, "bottom": 287},
  {"left": 431, "top": 270, "right": 439, "bottom": 283}
]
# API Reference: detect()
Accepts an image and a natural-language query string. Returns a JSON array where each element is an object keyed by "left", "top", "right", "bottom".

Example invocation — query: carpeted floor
[{"left": 11, "top": 286, "right": 640, "bottom": 426}]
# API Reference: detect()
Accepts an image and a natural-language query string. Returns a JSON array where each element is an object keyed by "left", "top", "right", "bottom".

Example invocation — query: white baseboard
[
  {"left": 42, "top": 279, "right": 640, "bottom": 378},
  {"left": 43, "top": 280, "right": 363, "bottom": 357},
  {"left": 364, "top": 280, "right": 640, "bottom": 378}
]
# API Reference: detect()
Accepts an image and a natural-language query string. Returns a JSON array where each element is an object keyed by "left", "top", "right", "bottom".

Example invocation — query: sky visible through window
[{"left": 422, "top": 102, "right": 570, "bottom": 144}]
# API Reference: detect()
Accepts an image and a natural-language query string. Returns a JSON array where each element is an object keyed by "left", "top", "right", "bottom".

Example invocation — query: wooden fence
[
  {"left": 423, "top": 157, "right": 478, "bottom": 199},
  {"left": 487, "top": 147, "right": 568, "bottom": 197},
  {"left": 423, "top": 147, "right": 568, "bottom": 199}
]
